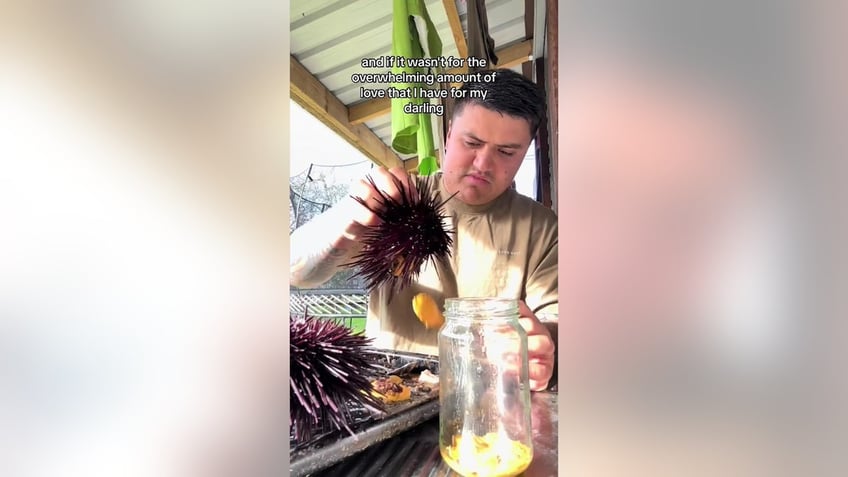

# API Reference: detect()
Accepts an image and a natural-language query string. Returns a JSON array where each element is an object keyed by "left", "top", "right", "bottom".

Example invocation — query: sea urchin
[
  {"left": 290, "top": 314, "right": 384, "bottom": 444},
  {"left": 347, "top": 174, "right": 454, "bottom": 294}
]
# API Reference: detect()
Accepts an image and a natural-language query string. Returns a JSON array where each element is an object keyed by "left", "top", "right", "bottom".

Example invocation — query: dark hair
[{"left": 452, "top": 68, "right": 546, "bottom": 137}]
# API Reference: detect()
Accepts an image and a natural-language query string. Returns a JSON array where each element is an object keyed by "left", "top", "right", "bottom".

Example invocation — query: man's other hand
[{"left": 518, "top": 300, "right": 556, "bottom": 391}]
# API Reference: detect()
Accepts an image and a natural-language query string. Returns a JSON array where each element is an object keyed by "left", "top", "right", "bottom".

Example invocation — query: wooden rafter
[
  {"left": 442, "top": 0, "right": 468, "bottom": 59},
  {"left": 348, "top": 39, "right": 534, "bottom": 125},
  {"left": 290, "top": 56, "right": 402, "bottom": 169},
  {"left": 523, "top": 0, "right": 534, "bottom": 79},
  {"left": 405, "top": 158, "right": 419, "bottom": 172}
]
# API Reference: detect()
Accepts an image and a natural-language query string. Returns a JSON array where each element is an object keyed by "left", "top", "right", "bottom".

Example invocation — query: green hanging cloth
[{"left": 391, "top": 0, "right": 442, "bottom": 176}]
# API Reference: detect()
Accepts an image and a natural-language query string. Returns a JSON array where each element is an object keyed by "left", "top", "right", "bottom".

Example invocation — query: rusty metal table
[{"left": 312, "top": 391, "right": 558, "bottom": 477}]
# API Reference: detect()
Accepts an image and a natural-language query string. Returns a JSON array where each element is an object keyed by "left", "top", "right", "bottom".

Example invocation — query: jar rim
[{"left": 443, "top": 297, "right": 519, "bottom": 320}]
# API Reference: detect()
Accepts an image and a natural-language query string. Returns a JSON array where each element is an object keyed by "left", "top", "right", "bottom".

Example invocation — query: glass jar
[{"left": 438, "top": 298, "right": 533, "bottom": 477}]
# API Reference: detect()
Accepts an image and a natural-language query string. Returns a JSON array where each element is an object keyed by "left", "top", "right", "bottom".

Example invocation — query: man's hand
[
  {"left": 291, "top": 166, "right": 414, "bottom": 288},
  {"left": 518, "top": 301, "right": 556, "bottom": 391},
  {"left": 336, "top": 166, "right": 416, "bottom": 248}
]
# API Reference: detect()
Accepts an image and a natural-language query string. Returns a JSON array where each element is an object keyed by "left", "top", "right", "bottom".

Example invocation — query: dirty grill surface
[
  {"left": 311, "top": 392, "right": 559, "bottom": 477},
  {"left": 290, "top": 350, "right": 440, "bottom": 477},
  {"left": 311, "top": 417, "right": 446, "bottom": 477},
  {"left": 290, "top": 404, "right": 377, "bottom": 453}
]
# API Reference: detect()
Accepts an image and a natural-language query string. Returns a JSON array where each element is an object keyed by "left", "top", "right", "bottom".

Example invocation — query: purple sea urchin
[
  {"left": 348, "top": 174, "right": 454, "bottom": 294},
  {"left": 290, "top": 315, "right": 384, "bottom": 443}
]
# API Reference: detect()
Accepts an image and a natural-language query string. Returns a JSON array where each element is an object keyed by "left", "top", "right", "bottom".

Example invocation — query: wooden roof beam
[
  {"left": 290, "top": 56, "right": 402, "bottom": 169},
  {"left": 442, "top": 0, "right": 468, "bottom": 60},
  {"left": 348, "top": 39, "right": 533, "bottom": 125}
]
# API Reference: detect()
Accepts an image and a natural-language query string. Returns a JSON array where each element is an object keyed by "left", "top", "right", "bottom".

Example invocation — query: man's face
[{"left": 441, "top": 104, "right": 534, "bottom": 205}]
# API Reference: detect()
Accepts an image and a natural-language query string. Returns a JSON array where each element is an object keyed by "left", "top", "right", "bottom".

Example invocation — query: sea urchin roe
[
  {"left": 390, "top": 255, "right": 405, "bottom": 277},
  {"left": 440, "top": 432, "right": 533, "bottom": 477},
  {"left": 412, "top": 292, "right": 445, "bottom": 329},
  {"left": 370, "top": 376, "right": 411, "bottom": 403}
]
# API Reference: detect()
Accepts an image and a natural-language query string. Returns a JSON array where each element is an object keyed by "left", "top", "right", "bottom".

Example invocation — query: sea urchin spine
[
  {"left": 290, "top": 315, "right": 384, "bottom": 443},
  {"left": 347, "top": 174, "right": 454, "bottom": 294}
]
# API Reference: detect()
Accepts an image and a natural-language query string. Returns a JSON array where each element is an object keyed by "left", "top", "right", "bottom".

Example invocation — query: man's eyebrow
[{"left": 462, "top": 132, "right": 522, "bottom": 149}]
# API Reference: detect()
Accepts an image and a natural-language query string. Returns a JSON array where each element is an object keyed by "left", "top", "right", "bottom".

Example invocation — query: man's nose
[{"left": 472, "top": 146, "right": 496, "bottom": 171}]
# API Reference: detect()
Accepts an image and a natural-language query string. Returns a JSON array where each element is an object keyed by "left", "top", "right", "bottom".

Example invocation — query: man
[{"left": 290, "top": 69, "right": 556, "bottom": 391}]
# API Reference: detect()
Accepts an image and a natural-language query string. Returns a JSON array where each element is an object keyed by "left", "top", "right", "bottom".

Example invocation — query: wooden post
[
  {"left": 545, "top": 0, "right": 558, "bottom": 212},
  {"left": 534, "top": 59, "right": 553, "bottom": 208}
]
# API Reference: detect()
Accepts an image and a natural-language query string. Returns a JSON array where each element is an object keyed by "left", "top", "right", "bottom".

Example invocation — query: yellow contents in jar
[{"left": 440, "top": 431, "right": 533, "bottom": 477}]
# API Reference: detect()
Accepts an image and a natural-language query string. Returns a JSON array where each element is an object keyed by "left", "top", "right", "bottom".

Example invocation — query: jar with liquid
[{"left": 438, "top": 298, "right": 533, "bottom": 477}]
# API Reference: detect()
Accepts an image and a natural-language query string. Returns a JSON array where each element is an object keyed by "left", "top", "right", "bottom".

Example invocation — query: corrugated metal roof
[{"left": 290, "top": 0, "right": 528, "bottom": 152}]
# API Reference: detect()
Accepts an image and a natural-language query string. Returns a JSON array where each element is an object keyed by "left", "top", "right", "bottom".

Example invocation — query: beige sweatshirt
[{"left": 366, "top": 175, "right": 559, "bottom": 355}]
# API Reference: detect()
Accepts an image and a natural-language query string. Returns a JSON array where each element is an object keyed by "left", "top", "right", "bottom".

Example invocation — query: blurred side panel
[
  {"left": 0, "top": 1, "right": 290, "bottom": 476},
  {"left": 556, "top": 0, "right": 845, "bottom": 475}
]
